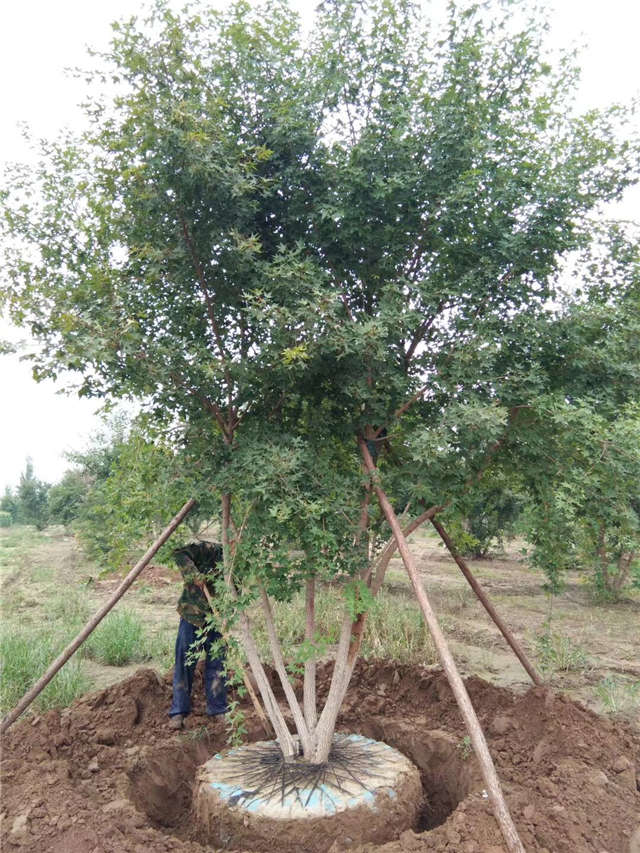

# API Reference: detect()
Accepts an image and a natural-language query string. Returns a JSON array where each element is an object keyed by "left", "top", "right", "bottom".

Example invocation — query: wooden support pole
[
  {"left": 1, "top": 499, "right": 197, "bottom": 736},
  {"left": 430, "top": 517, "right": 543, "bottom": 686},
  {"left": 359, "top": 439, "right": 525, "bottom": 853}
]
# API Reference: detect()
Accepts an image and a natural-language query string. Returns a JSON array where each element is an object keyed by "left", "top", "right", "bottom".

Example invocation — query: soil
[{"left": 2, "top": 661, "right": 639, "bottom": 853}]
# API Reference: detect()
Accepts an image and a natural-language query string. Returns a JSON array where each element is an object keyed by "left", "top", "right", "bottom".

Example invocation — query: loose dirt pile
[{"left": 1, "top": 661, "right": 638, "bottom": 853}]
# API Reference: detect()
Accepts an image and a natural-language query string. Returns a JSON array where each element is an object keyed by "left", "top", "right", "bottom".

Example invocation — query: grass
[
  {"left": 48, "top": 588, "right": 92, "bottom": 626},
  {"left": 0, "top": 606, "right": 171, "bottom": 715},
  {"left": 252, "top": 585, "right": 437, "bottom": 669},
  {"left": 83, "top": 609, "right": 145, "bottom": 666},
  {"left": 0, "top": 625, "right": 90, "bottom": 713},
  {"left": 2, "top": 524, "right": 639, "bottom": 722}
]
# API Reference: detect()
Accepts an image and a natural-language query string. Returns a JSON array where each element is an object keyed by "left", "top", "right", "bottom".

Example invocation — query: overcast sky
[{"left": 1, "top": 0, "right": 639, "bottom": 492}]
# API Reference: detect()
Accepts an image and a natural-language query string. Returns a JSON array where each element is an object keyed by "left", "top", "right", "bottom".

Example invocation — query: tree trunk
[
  {"left": 312, "top": 611, "right": 353, "bottom": 763},
  {"left": 303, "top": 577, "right": 317, "bottom": 730},
  {"left": 613, "top": 551, "right": 634, "bottom": 594}
]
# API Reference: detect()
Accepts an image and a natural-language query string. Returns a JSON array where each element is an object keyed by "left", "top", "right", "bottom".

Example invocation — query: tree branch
[
  {"left": 180, "top": 215, "right": 235, "bottom": 427},
  {"left": 403, "top": 299, "right": 446, "bottom": 367},
  {"left": 180, "top": 216, "right": 229, "bottom": 361},
  {"left": 313, "top": 611, "right": 353, "bottom": 762}
]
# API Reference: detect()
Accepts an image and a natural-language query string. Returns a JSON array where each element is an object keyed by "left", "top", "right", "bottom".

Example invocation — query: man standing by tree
[{"left": 168, "top": 542, "right": 228, "bottom": 730}]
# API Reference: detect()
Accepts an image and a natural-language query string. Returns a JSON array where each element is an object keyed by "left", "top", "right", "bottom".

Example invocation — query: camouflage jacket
[{"left": 175, "top": 542, "right": 223, "bottom": 628}]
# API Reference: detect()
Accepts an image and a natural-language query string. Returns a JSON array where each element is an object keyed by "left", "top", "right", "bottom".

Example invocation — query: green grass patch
[
  {"left": 0, "top": 624, "right": 89, "bottom": 714},
  {"left": 83, "top": 609, "right": 145, "bottom": 666},
  {"left": 142, "top": 626, "right": 175, "bottom": 671},
  {"left": 48, "top": 589, "right": 92, "bottom": 628}
]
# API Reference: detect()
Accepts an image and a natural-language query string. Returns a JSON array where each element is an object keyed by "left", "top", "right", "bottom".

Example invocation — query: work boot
[{"left": 168, "top": 714, "right": 185, "bottom": 730}]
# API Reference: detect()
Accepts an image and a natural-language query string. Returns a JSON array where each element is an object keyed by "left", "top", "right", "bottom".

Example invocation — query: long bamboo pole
[
  {"left": 430, "top": 517, "right": 543, "bottom": 686},
  {"left": 1, "top": 499, "right": 196, "bottom": 735},
  {"left": 359, "top": 439, "right": 525, "bottom": 853}
]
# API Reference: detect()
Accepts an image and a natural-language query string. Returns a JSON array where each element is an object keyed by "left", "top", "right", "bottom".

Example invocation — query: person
[{"left": 168, "top": 541, "right": 228, "bottom": 729}]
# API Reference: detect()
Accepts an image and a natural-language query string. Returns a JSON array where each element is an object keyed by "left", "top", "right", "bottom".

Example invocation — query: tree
[
  {"left": 1, "top": 0, "right": 638, "bottom": 763},
  {"left": 506, "top": 225, "right": 640, "bottom": 597},
  {"left": 15, "top": 459, "right": 49, "bottom": 530},
  {"left": 72, "top": 421, "right": 211, "bottom": 569},
  {"left": 47, "top": 472, "right": 89, "bottom": 527},
  {"left": 450, "top": 473, "right": 525, "bottom": 559},
  {"left": 0, "top": 488, "right": 19, "bottom": 525}
]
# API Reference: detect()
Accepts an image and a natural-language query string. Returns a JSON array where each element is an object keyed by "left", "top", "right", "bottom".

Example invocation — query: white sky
[{"left": 1, "top": 0, "right": 639, "bottom": 492}]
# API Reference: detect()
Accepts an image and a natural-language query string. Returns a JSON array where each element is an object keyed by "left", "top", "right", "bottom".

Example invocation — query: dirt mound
[{"left": 1, "top": 661, "right": 639, "bottom": 852}]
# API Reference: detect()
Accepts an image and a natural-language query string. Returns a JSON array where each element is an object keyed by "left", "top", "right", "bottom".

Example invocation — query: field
[
  {"left": 1, "top": 524, "right": 639, "bottom": 722},
  {"left": 1, "top": 524, "right": 639, "bottom": 852}
]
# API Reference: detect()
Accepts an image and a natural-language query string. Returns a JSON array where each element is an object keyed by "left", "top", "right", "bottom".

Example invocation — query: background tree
[
  {"left": 1, "top": 0, "right": 638, "bottom": 762},
  {"left": 14, "top": 459, "right": 50, "bottom": 530},
  {"left": 0, "top": 488, "right": 19, "bottom": 525}
]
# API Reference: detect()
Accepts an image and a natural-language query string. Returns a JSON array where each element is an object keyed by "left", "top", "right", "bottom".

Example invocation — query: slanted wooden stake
[
  {"left": 359, "top": 439, "right": 525, "bottom": 853},
  {"left": 431, "top": 517, "right": 542, "bottom": 686},
  {"left": 1, "top": 499, "right": 197, "bottom": 735}
]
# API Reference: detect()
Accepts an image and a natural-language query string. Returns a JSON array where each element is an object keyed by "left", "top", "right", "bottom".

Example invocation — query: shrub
[{"left": 0, "top": 511, "right": 12, "bottom": 528}]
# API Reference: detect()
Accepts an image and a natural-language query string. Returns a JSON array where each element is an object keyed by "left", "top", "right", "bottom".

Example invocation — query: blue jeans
[{"left": 169, "top": 618, "right": 228, "bottom": 717}]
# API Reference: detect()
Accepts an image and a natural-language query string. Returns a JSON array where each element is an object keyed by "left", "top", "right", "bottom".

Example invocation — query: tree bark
[
  {"left": 359, "top": 438, "right": 525, "bottom": 853},
  {"left": 237, "top": 609, "right": 297, "bottom": 758},
  {"left": 1, "top": 499, "right": 197, "bottom": 735},
  {"left": 431, "top": 517, "right": 543, "bottom": 685},
  {"left": 303, "top": 577, "right": 317, "bottom": 730},
  {"left": 371, "top": 505, "right": 441, "bottom": 595},
  {"left": 313, "top": 611, "right": 353, "bottom": 763}
]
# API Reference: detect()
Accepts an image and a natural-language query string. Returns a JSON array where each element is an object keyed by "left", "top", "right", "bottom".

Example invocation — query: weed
[
  {"left": 363, "top": 591, "right": 437, "bottom": 665},
  {"left": 594, "top": 676, "right": 640, "bottom": 715},
  {"left": 0, "top": 625, "right": 89, "bottom": 713},
  {"left": 224, "top": 699, "right": 248, "bottom": 747},
  {"left": 83, "top": 609, "right": 144, "bottom": 666},
  {"left": 143, "top": 628, "right": 175, "bottom": 671},
  {"left": 180, "top": 724, "right": 210, "bottom": 742},
  {"left": 442, "top": 586, "right": 475, "bottom": 615},
  {"left": 457, "top": 735, "right": 472, "bottom": 760},
  {"left": 535, "top": 621, "right": 590, "bottom": 675}
]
